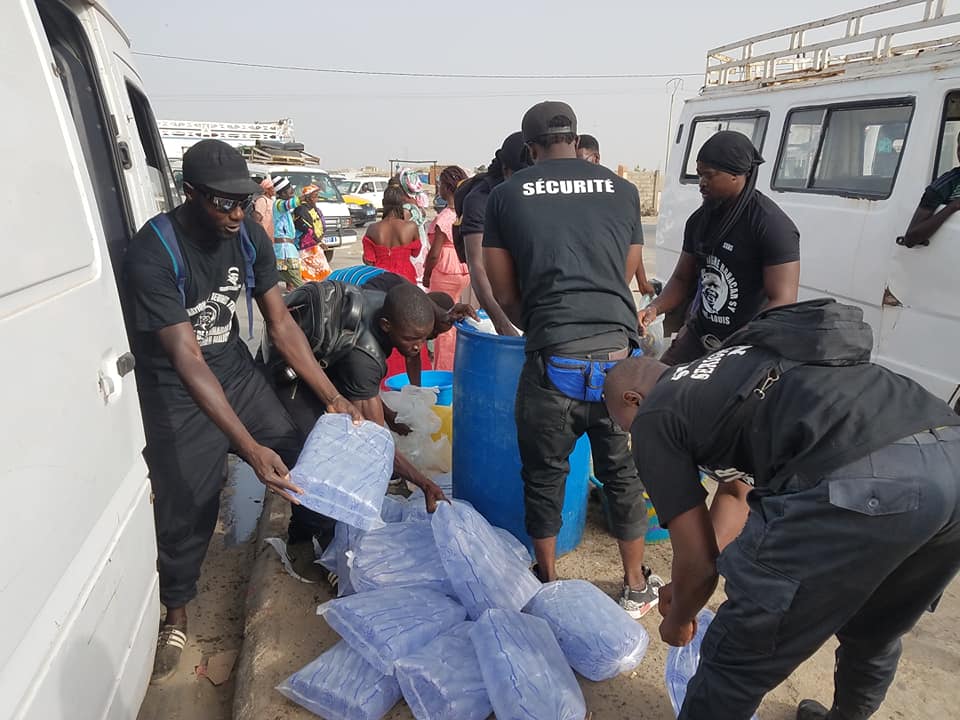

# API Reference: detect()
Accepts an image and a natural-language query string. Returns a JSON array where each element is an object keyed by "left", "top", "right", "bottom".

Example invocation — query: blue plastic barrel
[{"left": 452, "top": 321, "right": 590, "bottom": 556}]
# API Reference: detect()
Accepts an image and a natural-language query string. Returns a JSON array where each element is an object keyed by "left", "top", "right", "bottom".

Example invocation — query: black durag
[{"left": 692, "top": 130, "right": 764, "bottom": 261}]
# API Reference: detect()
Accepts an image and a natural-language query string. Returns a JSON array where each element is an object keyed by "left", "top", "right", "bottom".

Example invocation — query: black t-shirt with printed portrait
[
  {"left": 683, "top": 192, "right": 799, "bottom": 340},
  {"left": 123, "top": 209, "right": 279, "bottom": 397},
  {"left": 630, "top": 346, "right": 960, "bottom": 527},
  {"left": 483, "top": 158, "right": 643, "bottom": 353}
]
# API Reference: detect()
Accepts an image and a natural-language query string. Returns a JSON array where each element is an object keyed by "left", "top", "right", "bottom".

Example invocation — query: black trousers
[
  {"left": 270, "top": 378, "right": 338, "bottom": 546},
  {"left": 514, "top": 354, "right": 648, "bottom": 541},
  {"left": 680, "top": 428, "right": 960, "bottom": 720},
  {"left": 141, "top": 362, "right": 301, "bottom": 608}
]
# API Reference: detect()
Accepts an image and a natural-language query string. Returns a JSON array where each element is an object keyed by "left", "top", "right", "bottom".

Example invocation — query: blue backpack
[{"left": 147, "top": 213, "right": 257, "bottom": 338}]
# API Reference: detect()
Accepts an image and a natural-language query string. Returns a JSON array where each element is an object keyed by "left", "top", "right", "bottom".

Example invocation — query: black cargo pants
[
  {"left": 141, "top": 358, "right": 301, "bottom": 609},
  {"left": 680, "top": 427, "right": 960, "bottom": 720},
  {"left": 515, "top": 353, "right": 648, "bottom": 542}
]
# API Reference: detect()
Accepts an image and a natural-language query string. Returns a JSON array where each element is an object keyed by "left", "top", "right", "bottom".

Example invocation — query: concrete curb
[{"left": 231, "top": 494, "right": 340, "bottom": 720}]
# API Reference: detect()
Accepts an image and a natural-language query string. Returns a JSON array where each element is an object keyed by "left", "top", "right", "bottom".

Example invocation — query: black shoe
[
  {"left": 151, "top": 623, "right": 187, "bottom": 685},
  {"left": 797, "top": 699, "right": 830, "bottom": 720}
]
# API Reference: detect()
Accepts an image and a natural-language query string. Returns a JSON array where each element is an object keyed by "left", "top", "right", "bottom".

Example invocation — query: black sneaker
[
  {"left": 150, "top": 623, "right": 187, "bottom": 685},
  {"left": 619, "top": 571, "right": 665, "bottom": 619},
  {"left": 796, "top": 700, "right": 830, "bottom": 720}
]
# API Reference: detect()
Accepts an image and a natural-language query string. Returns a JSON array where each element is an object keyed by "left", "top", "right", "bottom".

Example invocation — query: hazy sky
[{"left": 110, "top": 0, "right": 887, "bottom": 171}]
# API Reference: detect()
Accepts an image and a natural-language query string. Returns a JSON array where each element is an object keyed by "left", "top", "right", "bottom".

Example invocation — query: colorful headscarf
[{"left": 398, "top": 168, "right": 429, "bottom": 209}]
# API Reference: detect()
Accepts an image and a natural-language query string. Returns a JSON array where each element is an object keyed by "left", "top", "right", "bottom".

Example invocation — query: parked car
[
  {"left": 337, "top": 176, "right": 389, "bottom": 212},
  {"left": 340, "top": 193, "right": 377, "bottom": 226}
]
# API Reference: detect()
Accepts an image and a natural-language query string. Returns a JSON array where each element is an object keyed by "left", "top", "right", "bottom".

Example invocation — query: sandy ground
[{"left": 137, "top": 239, "right": 960, "bottom": 719}]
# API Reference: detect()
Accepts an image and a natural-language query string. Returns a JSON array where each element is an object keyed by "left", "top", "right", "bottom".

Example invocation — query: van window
[
  {"left": 360, "top": 182, "right": 374, "bottom": 193},
  {"left": 39, "top": 1, "right": 132, "bottom": 284},
  {"left": 934, "top": 91, "right": 960, "bottom": 179},
  {"left": 374, "top": 181, "right": 387, "bottom": 192},
  {"left": 682, "top": 112, "right": 769, "bottom": 180},
  {"left": 774, "top": 100, "right": 914, "bottom": 199},
  {"left": 126, "top": 83, "right": 179, "bottom": 212},
  {"left": 283, "top": 171, "right": 344, "bottom": 203}
]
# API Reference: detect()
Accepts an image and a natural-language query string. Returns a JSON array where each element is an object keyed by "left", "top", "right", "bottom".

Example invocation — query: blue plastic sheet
[
  {"left": 290, "top": 415, "right": 394, "bottom": 531},
  {"left": 431, "top": 501, "right": 540, "bottom": 619},
  {"left": 665, "top": 608, "right": 760, "bottom": 719},
  {"left": 524, "top": 579, "right": 649, "bottom": 681},
  {"left": 394, "top": 622, "right": 491, "bottom": 720},
  {"left": 276, "top": 640, "right": 401, "bottom": 720},
  {"left": 470, "top": 608, "right": 585, "bottom": 720},
  {"left": 318, "top": 586, "right": 466, "bottom": 674},
  {"left": 349, "top": 521, "right": 453, "bottom": 596}
]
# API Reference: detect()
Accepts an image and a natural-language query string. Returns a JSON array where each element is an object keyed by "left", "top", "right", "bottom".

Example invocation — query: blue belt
[{"left": 544, "top": 348, "right": 643, "bottom": 403}]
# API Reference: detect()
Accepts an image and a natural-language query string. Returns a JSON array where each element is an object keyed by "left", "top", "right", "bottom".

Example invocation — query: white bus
[
  {"left": 0, "top": 1, "right": 176, "bottom": 717},
  {"left": 658, "top": 0, "right": 960, "bottom": 410}
]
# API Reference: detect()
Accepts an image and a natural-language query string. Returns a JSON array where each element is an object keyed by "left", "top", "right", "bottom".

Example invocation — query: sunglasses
[{"left": 187, "top": 183, "right": 253, "bottom": 213}]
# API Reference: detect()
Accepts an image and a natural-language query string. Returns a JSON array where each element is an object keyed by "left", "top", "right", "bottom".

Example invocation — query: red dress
[{"left": 362, "top": 235, "right": 421, "bottom": 284}]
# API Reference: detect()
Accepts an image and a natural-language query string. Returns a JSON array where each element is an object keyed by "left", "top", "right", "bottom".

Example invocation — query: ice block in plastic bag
[
  {"left": 494, "top": 527, "right": 532, "bottom": 564},
  {"left": 431, "top": 501, "right": 540, "bottom": 619},
  {"left": 290, "top": 415, "right": 394, "bottom": 531},
  {"left": 524, "top": 579, "right": 649, "bottom": 680},
  {"left": 665, "top": 608, "right": 759, "bottom": 719},
  {"left": 394, "top": 622, "right": 492, "bottom": 720},
  {"left": 276, "top": 640, "right": 401, "bottom": 720},
  {"left": 470, "top": 608, "right": 585, "bottom": 720},
  {"left": 349, "top": 521, "right": 453, "bottom": 596},
  {"left": 318, "top": 521, "right": 366, "bottom": 596},
  {"left": 318, "top": 586, "right": 466, "bottom": 674},
  {"left": 380, "top": 493, "right": 407, "bottom": 523}
]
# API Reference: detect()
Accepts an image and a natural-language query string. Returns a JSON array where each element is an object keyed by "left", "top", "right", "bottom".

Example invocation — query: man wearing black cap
[
  {"left": 455, "top": 131, "right": 528, "bottom": 336},
  {"left": 123, "top": 139, "right": 363, "bottom": 683},
  {"left": 640, "top": 130, "right": 800, "bottom": 366},
  {"left": 483, "top": 101, "right": 661, "bottom": 616}
]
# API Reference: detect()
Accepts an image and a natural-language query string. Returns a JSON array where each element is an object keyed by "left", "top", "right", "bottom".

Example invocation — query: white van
[
  {"left": 658, "top": 0, "right": 960, "bottom": 410},
  {"left": 339, "top": 176, "right": 390, "bottom": 212},
  {"left": 0, "top": 1, "right": 174, "bottom": 717}
]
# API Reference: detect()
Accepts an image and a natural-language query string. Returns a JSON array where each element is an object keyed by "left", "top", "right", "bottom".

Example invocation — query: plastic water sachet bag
[
  {"left": 318, "top": 586, "right": 466, "bottom": 674},
  {"left": 394, "top": 622, "right": 492, "bottom": 720},
  {"left": 524, "top": 579, "right": 650, "bottom": 680},
  {"left": 349, "top": 521, "right": 453, "bottom": 596},
  {"left": 318, "top": 521, "right": 366, "bottom": 596},
  {"left": 276, "top": 640, "right": 401, "bottom": 720},
  {"left": 291, "top": 415, "right": 394, "bottom": 531},
  {"left": 665, "top": 608, "right": 759, "bottom": 719},
  {"left": 470, "top": 609, "right": 585, "bottom": 720},
  {"left": 431, "top": 501, "right": 540, "bottom": 619}
]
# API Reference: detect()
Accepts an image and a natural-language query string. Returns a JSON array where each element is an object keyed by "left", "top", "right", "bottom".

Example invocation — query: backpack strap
[
  {"left": 238, "top": 222, "right": 257, "bottom": 339},
  {"left": 148, "top": 213, "right": 186, "bottom": 306}
]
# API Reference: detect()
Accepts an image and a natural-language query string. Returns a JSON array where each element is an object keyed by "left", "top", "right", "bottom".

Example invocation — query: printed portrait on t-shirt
[{"left": 187, "top": 265, "right": 242, "bottom": 347}]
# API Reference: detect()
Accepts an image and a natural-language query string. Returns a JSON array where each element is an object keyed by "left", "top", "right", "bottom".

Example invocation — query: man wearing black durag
[{"left": 640, "top": 130, "right": 800, "bottom": 365}]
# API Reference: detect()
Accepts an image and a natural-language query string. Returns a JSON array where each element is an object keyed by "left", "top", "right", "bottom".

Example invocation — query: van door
[
  {"left": 0, "top": 2, "right": 158, "bottom": 718},
  {"left": 879, "top": 89, "right": 960, "bottom": 405}
]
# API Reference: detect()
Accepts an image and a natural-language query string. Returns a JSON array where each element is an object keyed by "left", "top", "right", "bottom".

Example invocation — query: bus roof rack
[{"left": 705, "top": 0, "right": 960, "bottom": 91}]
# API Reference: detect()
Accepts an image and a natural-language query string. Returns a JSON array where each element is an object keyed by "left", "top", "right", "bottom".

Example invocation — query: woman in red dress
[
  {"left": 362, "top": 185, "right": 431, "bottom": 381},
  {"left": 362, "top": 185, "right": 421, "bottom": 283}
]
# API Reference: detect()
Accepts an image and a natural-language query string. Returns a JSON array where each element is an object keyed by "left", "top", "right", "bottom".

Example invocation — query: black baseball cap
[
  {"left": 521, "top": 101, "right": 577, "bottom": 144},
  {"left": 182, "top": 139, "right": 260, "bottom": 196},
  {"left": 498, "top": 131, "right": 527, "bottom": 172}
]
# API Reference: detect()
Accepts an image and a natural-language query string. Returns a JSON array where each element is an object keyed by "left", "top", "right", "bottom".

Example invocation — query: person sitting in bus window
[
  {"left": 900, "top": 132, "right": 960, "bottom": 248},
  {"left": 639, "top": 130, "right": 800, "bottom": 366}
]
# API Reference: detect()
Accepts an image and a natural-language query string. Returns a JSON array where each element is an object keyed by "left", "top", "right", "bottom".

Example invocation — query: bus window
[
  {"left": 682, "top": 112, "right": 769, "bottom": 181},
  {"left": 934, "top": 90, "right": 960, "bottom": 179},
  {"left": 774, "top": 100, "right": 914, "bottom": 199}
]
